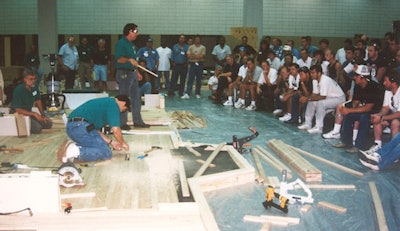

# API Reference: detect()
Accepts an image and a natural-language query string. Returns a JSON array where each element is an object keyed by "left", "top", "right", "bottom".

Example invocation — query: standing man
[
  {"left": 212, "top": 36, "right": 232, "bottom": 67},
  {"left": 181, "top": 35, "right": 206, "bottom": 99},
  {"left": 168, "top": 34, "right": 189, "bottom": 97},
  {"left": 92, "top": 38, "right": 111, "bottom": 92},
  {"left": 115, "top": 23, "right": 150, "bottom": 129},
  {"left": 138, "top": 38, "right": 159, "bottom": 93},
  {"left": 10, "top": 69, "right": 52, "bottom": 134},
  {"left": 156, "top": 38, "right": 172, "bottom": 91},
  {"left": 58, "top": 36, "right": 79, "bottom": 89},
  {"left": 77, "top": 36, "right": 94, "bottom": 89},
  {"left": 57, "top": 95, "right": 130, "bottom": 163}
]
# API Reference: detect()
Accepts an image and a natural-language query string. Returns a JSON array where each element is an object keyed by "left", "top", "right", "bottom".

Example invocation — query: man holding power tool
[{"left": 57, "top": 95, "right": 131, "bottom": 163}]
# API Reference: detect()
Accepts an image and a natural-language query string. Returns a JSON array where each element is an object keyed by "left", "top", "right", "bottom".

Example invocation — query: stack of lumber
[
  {"left": 267, "top": 139, "right": 322, "bottom": 182},
  {"left": 171, "top": 111, "right": 207, "bottom": 129}
]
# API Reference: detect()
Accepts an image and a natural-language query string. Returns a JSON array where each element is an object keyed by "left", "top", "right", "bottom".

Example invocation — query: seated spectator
[
  {"left": 358, "top": 132, "right": 400, "bottom": 171},
  {"left": 298, "top": 65, "right": 346, "bottom": 133},
  {"left": 271, "top": 38, "right": 283, "bottom": 60},
  {"left": 273, "top": 66, "right": 290, "bottom": 115},
  {"left": 332, "top": 65, "right": 384, "bottom": 153},
  {"left": 319, "top": 38, "right": 330, "bottom": 53},
  {"left": 281, "top": 45, "right": 298, "bottom": 67},
  {"left": 286, "top": 40, "right": 300, "bottom": 60},
  {"left": 223, "top": 55, "right": 248, "bottom": 106},
  {"left": 233, "top": 35, "right": 257, "bottom": 59},
  {"left": 367, "top": 41, "right": 387, "bottom": 83},
  {"left": 236, "top": 46, "right": 248, "bottom": 66},
  {"left": 325, "top": 49, "right": 343, "bottom": 85},
  {"left": 257, "top": 39, "right": 270, "bottom": 65},
  {"left": 299, "top": 36, "right": 318, "bottom": 57},
  {"left": 256, "top": 60, "right": 278, "bottom": 112},
  {"left": 278, "top": 63, "right": 301, "bottom": 122},
  {"left": 297, "top": 48, "right": 312, "bottom": 69},
  {"left": 208, "top": 65, "right": 222, "bottom": 100},
  {"left": 214, "top": 55, "right": 240, "bottom": 104},
  {"left": 336, "top": 38, "right": 353, "bottom": 65},
  {"left": 234, "top": 58, "right": 263, "bottom": 110},
  {"left": 365, "top": 70, "right": 400, "bottom": 153},
  {"left": 10, "top": 69, "right": 52, "bottom": 134},
  {"left": 266, "top": 49, "right": 281, "bottom": 71}
]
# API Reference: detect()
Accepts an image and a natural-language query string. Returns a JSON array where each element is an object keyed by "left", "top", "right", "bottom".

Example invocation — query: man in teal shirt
[
  {"left": 115, "top": 23, "right": 150, "bottom": 130},
  {"left": 10, "top": 69, "right": 52, "bottom": 134},
  {"left": 58, "top": 95, "right": 131, "bottom": 162}
]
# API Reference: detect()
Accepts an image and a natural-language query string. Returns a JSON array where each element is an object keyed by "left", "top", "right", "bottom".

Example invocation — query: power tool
[
  {"left": 228, "top": 126, "right": 259, "bottom": 154},
  {"left": 262, "top": 185, "right": 289, "bottom": 213},
  {"left": 57, "top": 162, "right": 84, "bottom": 188},
  {"left": 279, "top": 170, "right": 314, "bottom": 204}
]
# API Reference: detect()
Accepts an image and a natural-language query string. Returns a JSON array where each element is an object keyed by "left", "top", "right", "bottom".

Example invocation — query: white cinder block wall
[{"left": 0, "top": 0, "right": 399, "bottom": 37}]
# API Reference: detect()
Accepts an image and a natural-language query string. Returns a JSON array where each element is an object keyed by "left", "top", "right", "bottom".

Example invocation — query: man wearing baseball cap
[{"left": 333, "top": 64, "right": 384, "bottom": 152}]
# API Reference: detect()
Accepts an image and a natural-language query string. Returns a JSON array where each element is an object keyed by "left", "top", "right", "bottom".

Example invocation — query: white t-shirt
[
  {"left": 208, "top": 76, "right": 218, "bottom": 91},
  {"left": 288, "top": 74, "right": 300, "bottom": 90},
  {"left": 257, "top": 67, "right": 278, "bottom": 85},
  {"left": 383, "top": 88, "right": 400, "bottom": 112},
  {"left": 237, "top": 65, "right": 248, "bottom": 81},
  {"left": 319, "top": 74, "right": 345, "bottom": 98},
  {"left": 156, "top": 46, "right": 172, "bottom": 71},
  {"left": 296, "top": 57, "right": 312, "bottom": 69}
]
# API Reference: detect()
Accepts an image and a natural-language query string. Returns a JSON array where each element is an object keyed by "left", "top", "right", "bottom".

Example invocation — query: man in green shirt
[
  {"left": 58, "top": 95, "right": 130, "bottom": 163},
  {"left": 10, "top": 69, "right": 52, "bottom": 134}
]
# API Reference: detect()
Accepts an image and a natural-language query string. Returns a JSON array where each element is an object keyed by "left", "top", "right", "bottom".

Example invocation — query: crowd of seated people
[{"left": 203, "top": 32, "right": 400, "bottom": 171}]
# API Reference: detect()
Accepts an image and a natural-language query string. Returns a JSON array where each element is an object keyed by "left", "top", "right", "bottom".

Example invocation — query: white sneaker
[
  {"left": 279, "top": 113, "right": 291, "bottom": 122},
  {"left": 234, "top": 101, "right": 245, "bottom": 109},
  {"left": 359, "top": 150, "right": 381, "bottom": 163},
  {"left": 223, "top": 100, "right": 233, "bottom": 106},
  {"left": 246, "top": 105, "right": 256, "bottom": 111},
  {"left": 322, "top": 130, "right": 341, "bottom": 139},
  {"left": 63, "top": 142, "right": 80, "bottom": 163},
  {"left": 359, "top": 159, "right": 380, "bottom": 171},
  {"left": 364, "top": 143, "right": 382, "bottom": 155},
  {"left": 383, "top": 127, "right": 391, "bottom": 134},
  {"left": 298, "top": 123, "right": 311, "bottom": 130},
  {"left": 196, "top": 94, "right": 201, "bottom": 99},
  {"left": 273, "top": 109, "right": 283, "bottom": 115},
  {"left": 307, "top": 126, "right": 322, "bottom": 134},
  {"left": 181, "top": 94, "right": 190, "bottom": 99}
]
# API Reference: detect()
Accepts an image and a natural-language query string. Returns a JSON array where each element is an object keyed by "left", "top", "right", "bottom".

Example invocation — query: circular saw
[{"left": 57, "top": 162, "right": 85, "bottom": 188}]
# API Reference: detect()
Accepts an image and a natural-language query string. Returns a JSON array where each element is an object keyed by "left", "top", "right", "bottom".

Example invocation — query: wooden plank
[
  {"left": 267, "top": 139, "right": 322, "bottom": 182},
  {"left": 261, "top": 222, "right": 271, "bottom": 231},
  {"left": 196, "top": 159, "right": 216, "bottom": 168},
  {"left": 300, "top": 204, "right": 312, "bottom": 212},
  {"left": 300, "top": 184, "right": 356, "bottom": 190},
  {"left": 251, "top": 148, "right": 268, "bottom": 184},
  {"left": 14, "top": 113, "right": 28, "bottom": 136},
  {"left": 317, "top": 201, "right": 347, "bottom": 214},
  {"left": 186, "top": 145, "right": 202, "bottom": 157},
  {"left": 60, "top": 192, "right": 96, "bottom": 199},
  {"left": 255, "top": 146, "right": 292, "bottom": 179},
  {"left": 286, "top": 143, "right": 364, "bottom": 177},
  {"left": 193, "top": 143, "right": 225, "bottom": 177},
  {"left": 369, "top": 181, "right": 389, "bottom": 231},
  {"left": 178, "top": 159, "right": 190, "bottom": 197},
  {"left": 188, "top": 178, "right": 220, "bottom": 231},
  {"left": 244, "top": 215, "right": 300, "bottom": 226},
  {"left": 226, "top": 145, "right": 253, "bottom": 169},
  {"left": 193, "top": 167, "right": 255, "bottom": 192}
]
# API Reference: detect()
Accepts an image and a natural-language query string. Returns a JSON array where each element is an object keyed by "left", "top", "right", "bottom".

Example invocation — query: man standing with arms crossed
[{"left": 115, "top": 23, "right": 150, "bottom": 129}]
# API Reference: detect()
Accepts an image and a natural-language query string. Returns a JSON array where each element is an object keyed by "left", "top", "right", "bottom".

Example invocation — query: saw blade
[{"left": 58, "top": 165, "right": 84, "bottom": 188}]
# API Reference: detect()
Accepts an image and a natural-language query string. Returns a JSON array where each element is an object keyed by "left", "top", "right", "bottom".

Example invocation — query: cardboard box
[
  {"left": 144, "top": 94, "right": 165, "bottom": 108},
  {"left": 0, "top": 114, "right": 30, "bottom": 136}
]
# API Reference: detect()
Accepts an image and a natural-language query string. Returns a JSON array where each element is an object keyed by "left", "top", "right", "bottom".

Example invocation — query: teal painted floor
[{"left": 164, "top": 89, "right": 400, "bottom": 231}]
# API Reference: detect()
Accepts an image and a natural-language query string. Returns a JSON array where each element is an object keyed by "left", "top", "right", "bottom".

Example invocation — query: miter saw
[{"left": 57, "top": 162, "right": 85, "bottom": 188}]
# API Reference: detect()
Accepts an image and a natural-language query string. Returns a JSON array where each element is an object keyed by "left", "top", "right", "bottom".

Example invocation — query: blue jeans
[
  {"left": 169, "top": 64, "right": 188, "bottom": 96},
  {"left": 116, "top": 69, "right": 144, "bottom": 125},
  {"left": 185, "top": 62, "right": 203, "bottom": 95},
  {"left": 157, "top": 70, "right": 170, "bottom": 90},
  {"left": 341, "top": 113, "right": 371, "bottom": 149},
  {"left": 139, "top": 82, "right": 152, "bottom": 96},
  {"left": 377, "top": 133, "right": 400, "bottom": 169},
  {"left": 66, "top": 121, "right": 111, "bottom": 161}
]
